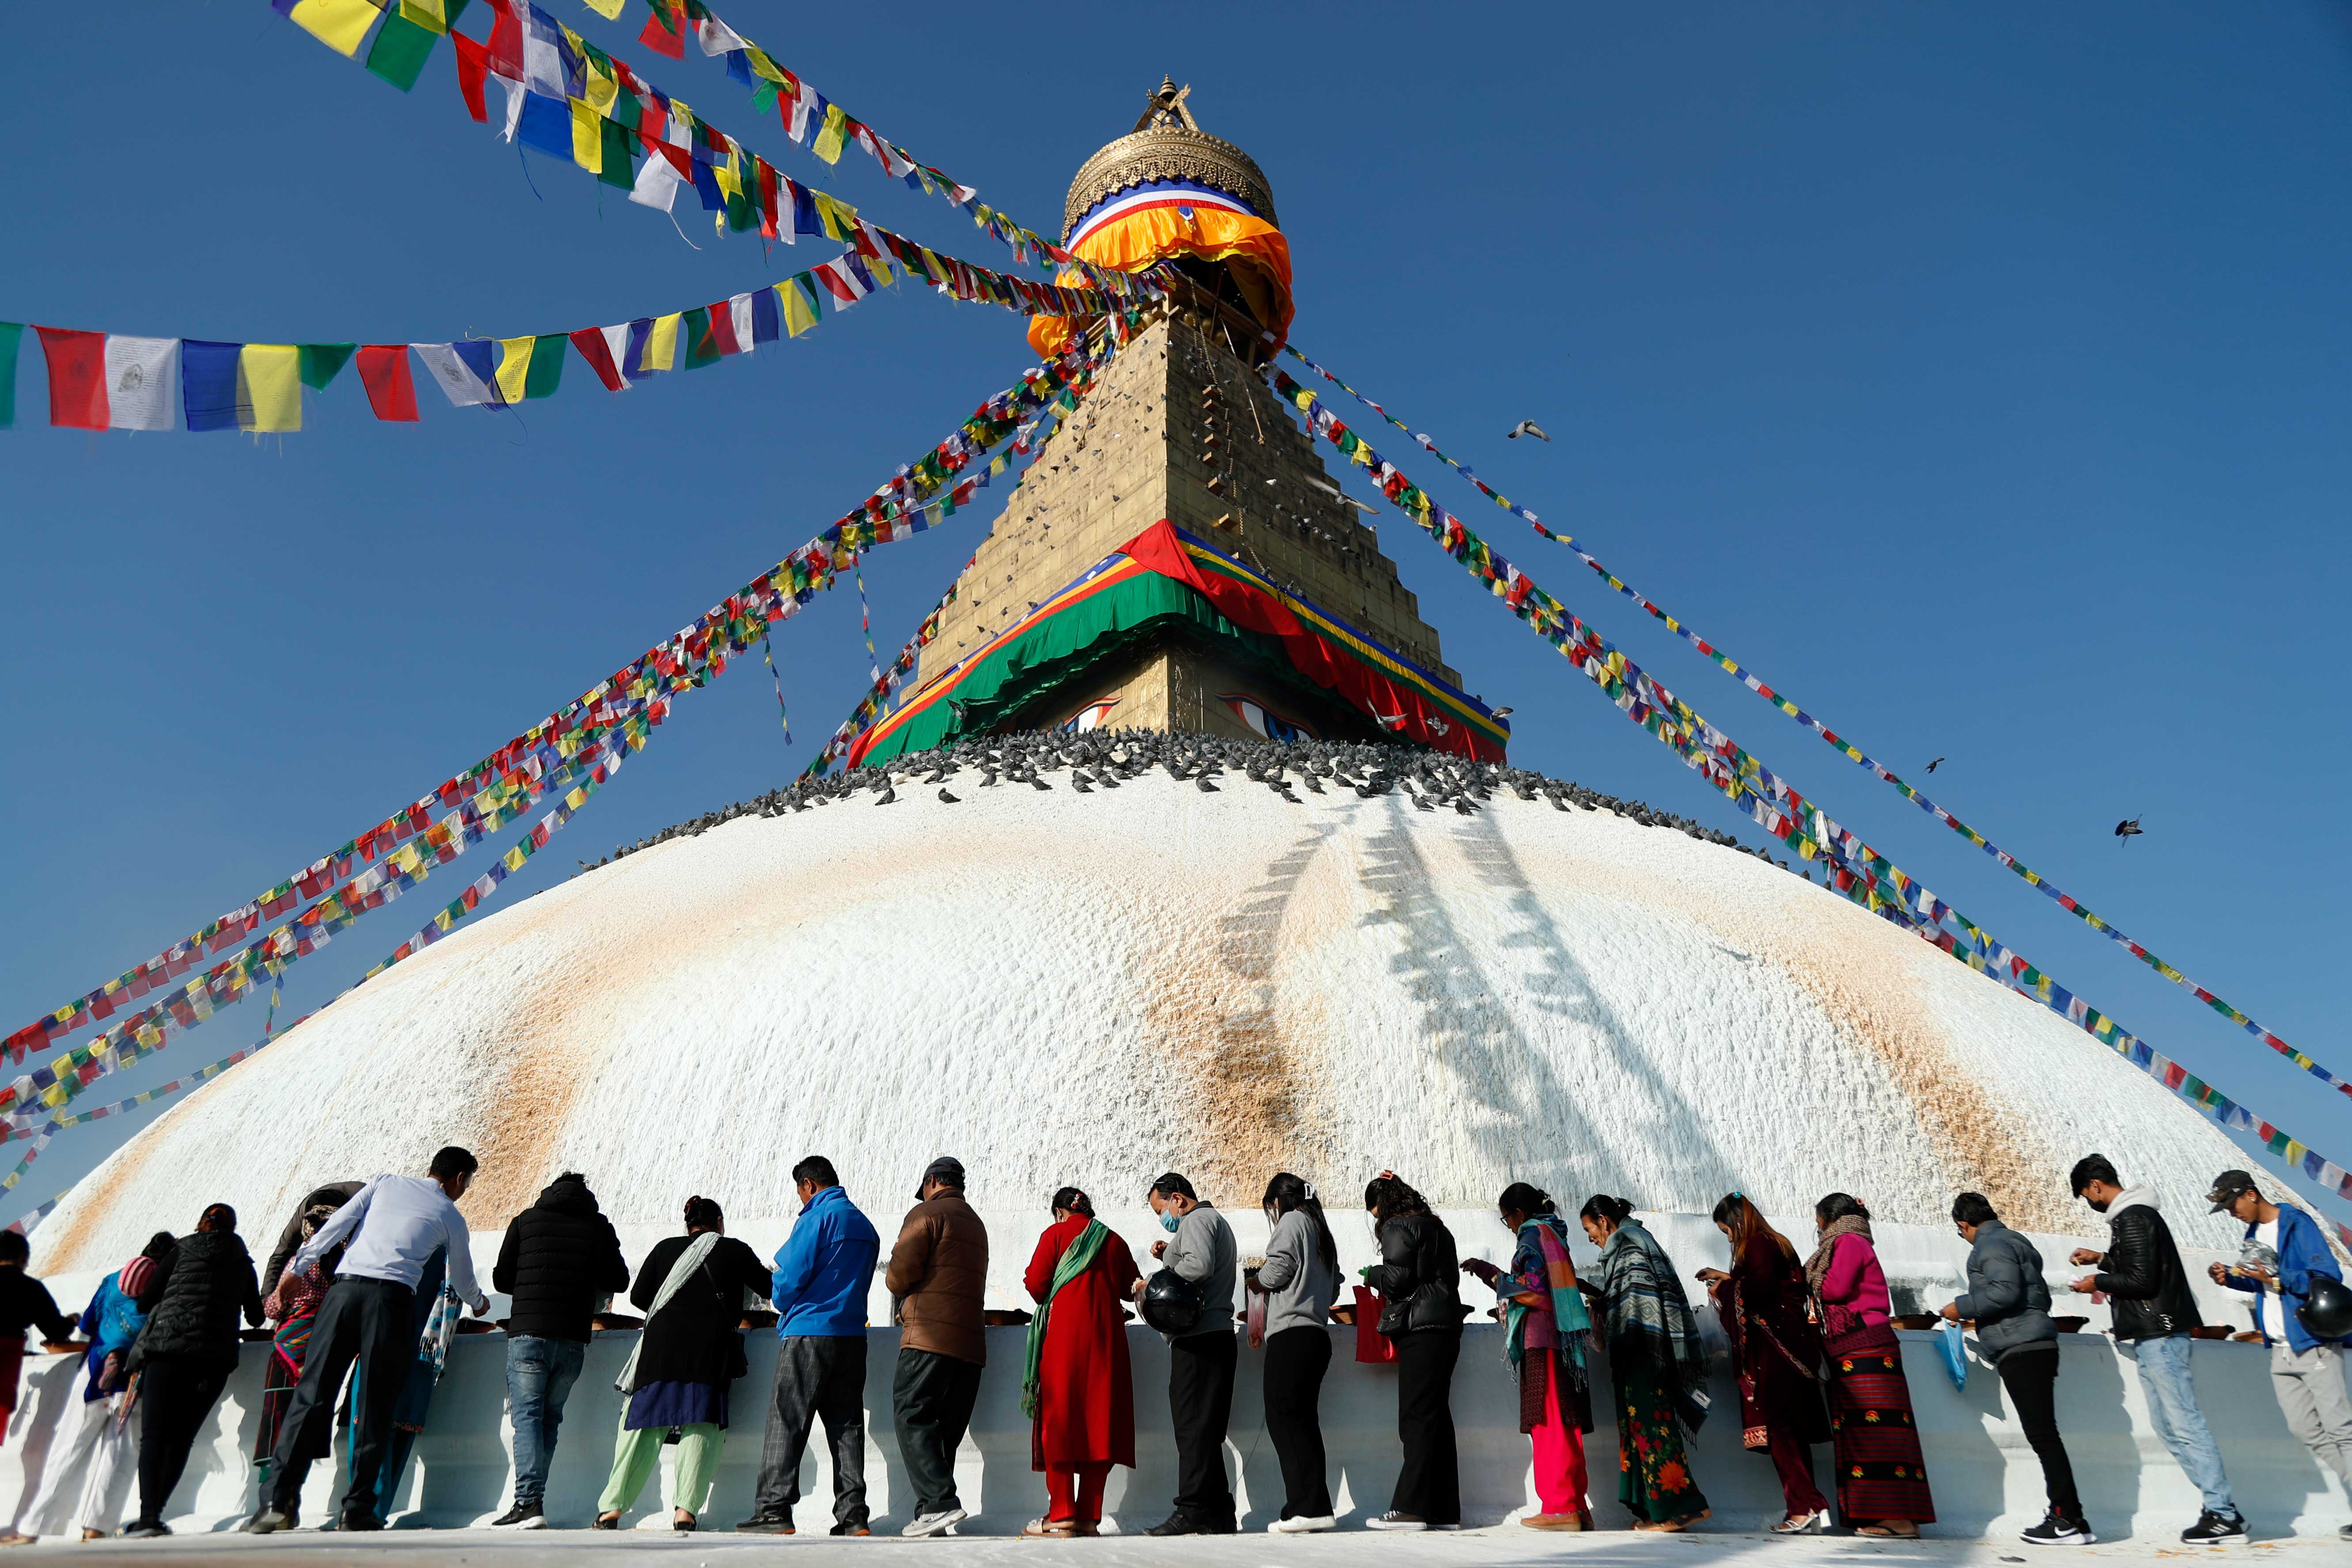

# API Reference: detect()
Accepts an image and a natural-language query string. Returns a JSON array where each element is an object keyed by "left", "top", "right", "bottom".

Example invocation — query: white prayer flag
[
  {"left": 410, "top": 344, "right": 497, "bottom": 408},
  {"left": 102, "top": 336, "right": 178, "bottom": 431}
]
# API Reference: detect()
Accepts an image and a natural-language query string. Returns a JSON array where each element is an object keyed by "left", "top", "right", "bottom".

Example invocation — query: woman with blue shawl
[
  {"left": 1462, "top": 1184, "right": 1595, "bottom": 1530},
  {"left": 1577, "top": 1195, "right": 1712, "bottom": 1532}
]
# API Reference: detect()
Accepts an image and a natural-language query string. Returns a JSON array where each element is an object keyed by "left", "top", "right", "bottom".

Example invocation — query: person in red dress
[{"left": 1019, "top": 1187, "right": 1142, "bottom": 1538}]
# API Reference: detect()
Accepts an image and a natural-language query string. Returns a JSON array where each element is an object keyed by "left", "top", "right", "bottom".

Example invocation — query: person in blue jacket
[
  {"left": 21, "top": 1234, "right": 172, "bottom": 1540},
  {"left": 2205, "top": 1169, "right": 2352, "bottom": 1539},
  {"left": 738, "top": 1156, "right": 881, "bottom": 1536}
]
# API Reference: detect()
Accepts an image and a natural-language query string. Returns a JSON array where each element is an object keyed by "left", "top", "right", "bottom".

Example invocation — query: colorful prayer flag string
[
  {"left": 5, "top": 1193, "right": 68, "bottom": 1238},
  {"left": 1269, "top": 367, "right": 2352, "bottom": 1245},
  {"left": 1282, "top": 345, "right": 2352, "bottom": 1119}
]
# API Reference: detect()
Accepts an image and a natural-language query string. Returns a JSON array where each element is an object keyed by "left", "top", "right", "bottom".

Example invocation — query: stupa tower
[{"left": 907, "top": 81, "right": 1471, "bottom": 748}]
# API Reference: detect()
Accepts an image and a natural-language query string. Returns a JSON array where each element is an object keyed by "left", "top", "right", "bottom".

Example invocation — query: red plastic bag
[{"left": 1353, "top": 1286, "right": 1397, "bottom": 1363}]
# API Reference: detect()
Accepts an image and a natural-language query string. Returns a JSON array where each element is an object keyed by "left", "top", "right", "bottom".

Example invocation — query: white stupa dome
[{"left": 35, "top": 742, "right": 2254, "bottom": 1294}]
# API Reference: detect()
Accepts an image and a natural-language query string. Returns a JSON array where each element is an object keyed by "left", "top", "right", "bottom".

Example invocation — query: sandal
[
  {"left": 594, "top": 1512, "right": 621, "bottom": 1531},
  {"left": 673, "top": 1511, "right": 697, "bottom": 1533},
  {"left": 1856, "top": 1523, "right": 1920, "bottom": 1539},
  {"left": 1022, "top": 1517, "right": 1078, "bottom": 1538},
  {"left": 1772, "top": 1510, "right": 1826, "bottom": 1535}
]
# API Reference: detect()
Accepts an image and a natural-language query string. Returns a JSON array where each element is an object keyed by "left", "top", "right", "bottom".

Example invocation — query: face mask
[
  {"left": 1159, "top": 1209, "right": 1182, "bottom": 1234},
  {"left": 2087, "top": 1196, "right": 2110, "bottom": 1213}
]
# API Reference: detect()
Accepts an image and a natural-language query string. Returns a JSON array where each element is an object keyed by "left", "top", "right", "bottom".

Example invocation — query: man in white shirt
[{"left": 247, "top": 1147, "right": 489, "bottom": 1534}]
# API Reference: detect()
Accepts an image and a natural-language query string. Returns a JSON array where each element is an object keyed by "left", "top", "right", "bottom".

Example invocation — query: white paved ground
[{"left": 22, "top": 1524, "right": 2346, "bottom": 1568}]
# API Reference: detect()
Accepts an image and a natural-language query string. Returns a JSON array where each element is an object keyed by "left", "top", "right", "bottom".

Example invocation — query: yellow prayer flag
[
  {"left": 398, "top": 0, "right": 449, "bottom": 32},
  {"left": 812, "top": 191, "right": 856, "bottom": 241},
  {"left": 865, "top": 249, "right": 894, "bottom": 288},
  {"left": 502, "top": 846, "right": 529, "bottom": 871},
  {"left": 780, "top": 282, "right": 818, "bottom": 337},
  {"left": 580, "top": 0, "right": 625, "bottom": 15},
  {"left": 288, "top": 0, "right": 381, "bottom": 56},
  {"left": 238, "top": 345, "right": 303, "bottom": 432},
  {"left": 746, "top": 48, "right": 786, "bottom": 83},
  {"left": 569, "top": 99, "right": 603, "bottom": 173},
  {"left": 495, "top": 336, "right": 537, "bottom": 405},
  {"left": 814, "top": 103, "right": 848, "bottom": 165},
  {"left": 648, "top": 313, "right": 681, "bottom": 370},
  {"left": 582, "top": 56, "right": 619, "bottom": 117}
]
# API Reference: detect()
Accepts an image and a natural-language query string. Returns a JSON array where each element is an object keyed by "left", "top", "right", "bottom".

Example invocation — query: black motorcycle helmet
[
  {"left": 1139, "top": 1268, "right": 1203, "bottom": 1335},
  {"left": 2297, "top": 1274, "right": 2352, "bottom": 1341}
]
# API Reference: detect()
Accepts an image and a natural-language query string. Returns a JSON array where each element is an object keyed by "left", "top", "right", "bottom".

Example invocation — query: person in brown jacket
[{"left": 886, "top": 1155, "right": 989, "bottom": 1538}]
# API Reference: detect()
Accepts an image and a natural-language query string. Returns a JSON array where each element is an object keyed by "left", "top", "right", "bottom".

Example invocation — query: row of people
[{"left": 0, "top": 1148, "right": 2344, "bottom": 1542}]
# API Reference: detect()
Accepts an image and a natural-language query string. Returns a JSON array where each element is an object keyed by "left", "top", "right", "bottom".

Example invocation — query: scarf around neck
[
  {"left": 1803, "top": 1213, "right": 1872, "bottom": 1296},
  {"left": 1503, "top": 1215, "right": 1592, "bottom": 1382},
  {"left": 1021, "top": 1218, "right": 1107, "bottom": 1417},
  {"left": 1593, "top": 1219, "right": 1710, "bottom": 1423}
]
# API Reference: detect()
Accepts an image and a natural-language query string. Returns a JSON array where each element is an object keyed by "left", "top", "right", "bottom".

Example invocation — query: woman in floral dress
[{"left": 1577, "top": 1195, "right": 1711, "bottom": 1531}]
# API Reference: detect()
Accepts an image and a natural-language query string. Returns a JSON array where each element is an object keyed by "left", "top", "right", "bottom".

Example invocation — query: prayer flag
[
  {"left": 570, "top": 99, "right": 603, "bottom": 173},
  {"left": 494, "top": 336, "right": 536, "bottom": 404},
  {"left": 297, "top": 343, "right": 356, "bottom": 390},
  {"left": 681, "top": 307, "right": 720, "bottom": 370},
  {"left": 364, "top": 10, "right": 442, "bottom": 89},
  {"left": 102, "top": 336, "right": 179, "bottom": 431},
  {"left": 619, "top": 317, "right": 658, "bottom": 378},
  {"left": 695, "top": 12, "right": 747, "bottom": 53},
  {"left": 180, "top": 339, "right": 244, "bottom": 432},
  {"left": 239, "top": 345, "right": 303, "bottom": 432},
  {"left": 579, "top": 0, "right": 622, "bottom": 15},
  {"left": 638, "top": 0, "right": 686, "bottom": 57},
  {"left": 355, "top": 345, "right": 419, "bottom": 420},
  {"left": 597, "top": 116, "right": 635, "bottom": 188},
  {"left": 751, "top": 286, "right": 780, "bottom": 344},
  {"left": 35, "top": 327, "right": 107, "bottom": 430},
  {"left": 519, "top": 3, "right": 578, "bottom": 98},
  {"left": 630, "top": 141, "right": 686, "bottom": 211},
  {"left": 451, "top": 29, "right": 490, "bottom": 121},
  {"left": 515, "top": 92, "right": 573, "bottom": 161},
  {"left": 570, "top": 327, "right": 625, "bottom": 391},
  {"left": 287, "top": 0, "right": 382, "bottom": 57},
  {"left": 788, "top": 87, "right": 828, "bottom": 147},
  {"left": 780, "top": 276, "right": 821, "bottom": 336},
  {"left": 812, "top": 103, "right": 848, "bottom": 164},
  {"left": 504, "top": 334, "right": 565, "bottom": 398},
  {"left": 702, "top": 300, "right": 740, "bottom": 356},
  {"left": 412, "top": 341, "right": 500, "bottom": 407},
  {"left": 646, "top": 313, "right": 681, "bottom": 372},
  {"left": 0, "top": 322, "right": 19, "bottom": 428}
]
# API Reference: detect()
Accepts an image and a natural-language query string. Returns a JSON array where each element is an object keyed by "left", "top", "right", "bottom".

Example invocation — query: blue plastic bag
[{"left": 1936, "top": 1318, "right": 1968, "bottom": 1390}]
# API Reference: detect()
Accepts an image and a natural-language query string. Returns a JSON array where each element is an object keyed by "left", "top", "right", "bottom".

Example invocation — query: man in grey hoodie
[
  {"left": 1943, "top": 1192, "right": 2087, "bottom": 1546},
  {"left": 1139, "top": 1173, "right": 1238, "bottom": 1536}
]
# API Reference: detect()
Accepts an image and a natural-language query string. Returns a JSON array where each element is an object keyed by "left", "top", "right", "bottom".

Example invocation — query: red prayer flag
[
  {"left": 638, "top": 2, "right": 686, "bottom": 57},
  {"left": 567, "top": 328, "right": 625, "bottom": 392},
  {"left": 451, "top": 30, "right": 490, "bottom": 124},
  {"left": 704, "top": 300, "right": 741, "bottom": 356},
  {"left": 356, "top": 346, "right": 419, "bottom": 421},
  {"left": 485, "top": 0, "right": 524, "bottom": 79},
  {"left": 35, "top": 327, "right": 106, "bottom": 429}
]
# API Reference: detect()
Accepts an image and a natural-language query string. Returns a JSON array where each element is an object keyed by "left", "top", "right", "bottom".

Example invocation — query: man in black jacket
[
  {"left": 125, "top": 1203, "right": 263, "bottom": 1538},
  {"left": 489, "top": 1171, "right": 629, "bottom": 1528},
  {"left": 2067, "top": 1154, "right": 2244, "bottom": 1544}
]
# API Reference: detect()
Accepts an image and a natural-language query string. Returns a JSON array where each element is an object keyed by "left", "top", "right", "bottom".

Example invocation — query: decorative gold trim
[{"left": 1063, "top": 82, "right": 1276, "bottom": 239}]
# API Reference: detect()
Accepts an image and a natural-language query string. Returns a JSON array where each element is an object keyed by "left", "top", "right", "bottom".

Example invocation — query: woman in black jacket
[
  {"left": 125, "top": 1204, "right": 263, "bottom": 1538},
  {"left": 1362, "top": 1172, "right": 1465, "bottom": 1531},
  {"left": 595, "top": 1197, "right": 772, "bottom": 1532}
]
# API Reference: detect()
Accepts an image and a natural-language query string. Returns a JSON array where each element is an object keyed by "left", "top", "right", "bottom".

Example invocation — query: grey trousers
[
  {"left": 2272, "top": 1343, "right": 2352, "bottom": 1489},
  {"left": 753, "top": 1336, "right": 869, "bottom": 1526}
]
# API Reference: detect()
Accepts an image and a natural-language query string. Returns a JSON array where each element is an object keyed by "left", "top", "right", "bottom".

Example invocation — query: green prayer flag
[
  {"left": 523, "top": 334, "right": 566, "bottom": 399},
  {"left": 297, "top": 343, "right": 357, "bottom": 391},
  {"left": 598, "top": 117, "right": 635, "bottom": 189},
  {"left": 364, "top": 12, "right": 442, "bottom": 92},
  {"left": 0, "top": 323, "right": 20, "bottom": 428},
  {"left": 682, "top": 307, "right": 720, "bottom": 370}
]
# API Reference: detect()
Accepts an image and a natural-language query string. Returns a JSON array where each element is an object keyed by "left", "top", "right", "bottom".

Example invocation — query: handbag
[{"left": 1352, "top": 1286, "right": 1397, "bottom": 1364}]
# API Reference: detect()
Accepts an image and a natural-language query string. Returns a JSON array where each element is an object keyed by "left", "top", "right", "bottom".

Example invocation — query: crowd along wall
[{"left": 4, "top": 1319, "right": 2343, "bottom": 1540}]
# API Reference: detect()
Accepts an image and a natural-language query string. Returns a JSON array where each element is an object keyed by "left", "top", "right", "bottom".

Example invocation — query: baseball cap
[
  {"left": 918, "top": 1155, "right": 966, "bottom": 1199},
  {"left": 2206, "top": 1169, "right": 2258, "bottom": 1213}
]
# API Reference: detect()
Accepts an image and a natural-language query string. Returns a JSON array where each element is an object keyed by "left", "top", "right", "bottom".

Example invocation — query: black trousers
[
  {"left": 892, "top": 1348, "right": 982, "bottom": 1517},
  {"left": 1169, "top": 1329, "right": 1238, "bottom": 1523},
  {"left": 1261, "top": 1326, "right": 1333, "bottom": 1519},
  {"left": 267, "top": 1276, "right": 417, "bottom": 1520},
  {"left": 755, "top": 1335, "right": 870, "bottom": 1526},
  {"left": 1390, "top": 1328, "right": 1461, "bottom": 1525},
  {"left": 1999, "top": 1348, "right": 2080, "bottom": 1516},
  {"left": 135, "top": 1354, "right": 232, "bottom": 1526}
]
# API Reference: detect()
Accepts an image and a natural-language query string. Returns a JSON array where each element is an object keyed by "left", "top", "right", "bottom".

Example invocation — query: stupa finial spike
[{"left": 1134, "top": 75, "right": 1199, "bottom": 133}]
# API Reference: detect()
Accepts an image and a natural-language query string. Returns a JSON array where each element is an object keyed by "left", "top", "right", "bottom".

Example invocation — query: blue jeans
[
  {"left": 2121, "top": 1333, "right": 2235, "bottom": 1515},
  {"left": 505, "top": 1335, "right": 587, "bottom": 1507}
]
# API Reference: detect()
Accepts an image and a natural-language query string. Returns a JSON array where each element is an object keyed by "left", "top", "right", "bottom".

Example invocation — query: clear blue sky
[{"left": 5, "top": 2, "right": 2348, "bottom": 1231}]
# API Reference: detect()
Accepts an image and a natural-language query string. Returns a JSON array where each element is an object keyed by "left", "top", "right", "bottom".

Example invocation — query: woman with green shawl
[
  {"left": 1577, "top": 1194, "right": 1712, "bottom": 1532},
  {"left": 1462, "top": 1183, "right": 1596, "bottom": 1531},
  {"left": 1019, "top": 1187, "right": 1141, "bottom": 1538}
]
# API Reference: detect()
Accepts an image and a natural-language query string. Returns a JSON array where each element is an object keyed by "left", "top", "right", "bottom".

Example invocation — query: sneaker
[
  {"left": 2020, "top": 1511, "right": 2094, "bottom": 1546},
  {"left": 491, "top": 1504, "right": 545, "bottom": 1530},
  {"left": 902, "top": 1507, "right": 966, "bottom": 1539},
  {"left": 1367, "top": 1511, "right": 1428, "bottom": 1532},
  {"left": 1145, "top": 1514, "right": 1204, "bottom": 1537},
  {"left": 241, "top": 1507, "right": 297, "bottom": 1536},
  {"left": 1269, "top": 1515, "right": 1337, "bottom": 1534},
  {"left": 2181, "top": 1511, "right": 2248, "bottom": 1545},
  {"left": 337, "top": 1511, "right": 385, "bottom": 1533},
  {"left": 120, "top": 1522, "right": 170, "bottom": 1539},
  {"left": 736, "top": 1512, "right": 795, "bottom": 1535},
  {"left": 830, "top": 1521, "right": 872, "bottom": 1537}
]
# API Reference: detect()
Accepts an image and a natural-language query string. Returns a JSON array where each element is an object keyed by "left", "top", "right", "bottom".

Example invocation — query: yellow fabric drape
[{"left": 1027, "top": 205, "right": 1294, "bottom": 358}]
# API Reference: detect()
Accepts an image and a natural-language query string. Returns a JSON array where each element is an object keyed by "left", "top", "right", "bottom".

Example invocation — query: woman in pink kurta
[{"left": 1805, "top": 1194, "right": 1934, "bottom": 1536}]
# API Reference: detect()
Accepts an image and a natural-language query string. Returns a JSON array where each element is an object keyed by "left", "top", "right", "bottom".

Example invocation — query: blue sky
[{"left": 4, "top": 2, "right": 2348, "bottom": 1231}]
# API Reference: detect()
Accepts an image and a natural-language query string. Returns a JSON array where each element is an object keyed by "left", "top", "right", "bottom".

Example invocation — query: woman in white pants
[{"left": 25, "top": 1237, "right": 171, "bottom": 1539}]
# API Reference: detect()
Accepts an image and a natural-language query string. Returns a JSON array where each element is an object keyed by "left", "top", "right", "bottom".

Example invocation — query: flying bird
[
  {"left": 1505, "top": 420, "right": 1551, "bottom": 442},
  {"left": 1491, "top": 706, "right": 1514, "bottom": 718},
  {"left": 1926, "top": 757, "right": 1945, "bottom": 773},
  {"left": 2115, "top": 817, "right": 2144, "bottom": 844},
  {"left": 1374, "top": 712, "right": 1408, "bottom": 731}
]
